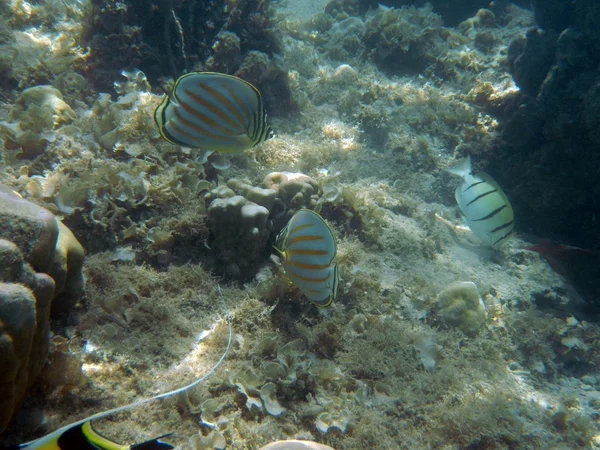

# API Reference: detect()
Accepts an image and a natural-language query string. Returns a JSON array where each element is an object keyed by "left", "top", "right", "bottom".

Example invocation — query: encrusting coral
[
  {"left": 433, "top": 281, "right": 486, "bottom": 337},
  {"left": 0, "top": 183, "right": 84, "bottom": 433}
]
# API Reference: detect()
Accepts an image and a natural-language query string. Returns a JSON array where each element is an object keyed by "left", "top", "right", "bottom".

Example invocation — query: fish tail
[
  {"left": 447, "top": 155, "right": 472, "bottom": 177},
  {"left": 130, "top": 433, "right": 174, "bottom": 450}
]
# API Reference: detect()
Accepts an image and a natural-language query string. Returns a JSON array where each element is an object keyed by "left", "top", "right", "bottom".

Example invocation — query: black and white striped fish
[
  {"left": 448, "top": 156, "right": 514, "bottom": 248},
  {"left": 275, "top": 209, "right": 339, "bottom": 307},
  {"left": 154, "top": 72, "right": 271, "bottom": 152}
]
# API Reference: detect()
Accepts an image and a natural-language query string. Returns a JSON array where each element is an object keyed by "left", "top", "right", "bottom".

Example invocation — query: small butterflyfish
[
  {"left": 154, "top": 72, "right": 271, "bottom": 152},
  {"left": 8, "top": 286, "right": 233, "bottom": 450},
  {"left": 274, "top": 209, "right": 339, "bottom": 307},
  {"left": 447, "top": 155, "right": 514, "bottom": 248}
]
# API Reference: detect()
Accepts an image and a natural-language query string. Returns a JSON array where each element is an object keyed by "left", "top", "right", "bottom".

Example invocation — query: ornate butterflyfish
[
  {"left": 275, "top": 209, "right": 339, "bottom": 307},
  {"left": 154, "top": 72, "right": 271, "bottom": 152},
  {"left": 448, "top": 155, "right": 514, "bottom": 247}
]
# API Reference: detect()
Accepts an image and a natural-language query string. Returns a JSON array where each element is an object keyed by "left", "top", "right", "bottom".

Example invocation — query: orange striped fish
[
  {"left": 154, "top": 72, "right": 271, "bottom": 152},
  {"left": 274, "top": 209, "right": 339, "bottom": 307}
]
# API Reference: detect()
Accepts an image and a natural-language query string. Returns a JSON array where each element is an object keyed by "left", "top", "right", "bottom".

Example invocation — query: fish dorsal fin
[{"left": 447, "top": 155, "right": 472, "bottom": 178}]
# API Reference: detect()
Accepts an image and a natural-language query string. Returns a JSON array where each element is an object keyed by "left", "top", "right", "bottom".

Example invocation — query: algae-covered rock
[
  {"left": 10, "top": 85, "right": 76, "bottom": 128},
  {"left": 0, "top": 184, "right": 85, "bottom": 432},
  {"left": 0, "top": 85, "right": 75, "bottom": 159},
  {"left": 499, "top": 1, "right": 600, "bottom": 252},
  {"left": 434, "top": 281, "right": 485, "bottom": 337},
  {"left": 324, "top": 0, "right": 359, "bottom": 21},
  {"left": 207, "top": 193, "right": 271, "bottom": 280},
  {"left": 82, "top": 0, "right": 282, "bottom": 94},
  {"left": 508, "top": 28, "right": 557, "bottom": 96},
  {"left": 0, "top": 283, "right": 38, "bottom": 432},
  {"left": 362, "top": 5, "right": 447, "bottom": 75},
  {"left": 0, "top": 184, "right": 84, "bottom": 312}
]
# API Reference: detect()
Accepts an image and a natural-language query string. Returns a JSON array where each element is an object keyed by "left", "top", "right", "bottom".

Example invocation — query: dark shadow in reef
[
  {"left": 526, "top": 239, "right": 600, "bottom": 318},
  {"left": 489, "top": 0, "right": 600, "bottom": 253},
  {"left": 82, "top": 0, "right": 281, "bottom": 93}
]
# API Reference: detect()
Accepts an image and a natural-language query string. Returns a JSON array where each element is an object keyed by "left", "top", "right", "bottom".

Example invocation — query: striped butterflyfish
[
  {"left": 274, "top": 209, "right": 339, "bottom": 307},
  {"left": 448, "top": 155, "right": 514, "bottom": 248},
  {"left": 7, "top": 419, "right": 173, "bottom": 450},
  {"left": 154, "top": 72, "right": 271, "bottom": 152}
]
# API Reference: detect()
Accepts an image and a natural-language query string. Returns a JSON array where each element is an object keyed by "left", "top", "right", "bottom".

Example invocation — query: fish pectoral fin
[{"left": 234, "top": 132, "right": 253, "bottom": 146}]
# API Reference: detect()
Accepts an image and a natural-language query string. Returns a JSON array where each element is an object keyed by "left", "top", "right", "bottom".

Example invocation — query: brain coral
[{"left": 434, "top": 281, "right": 485, "bottom": 337}]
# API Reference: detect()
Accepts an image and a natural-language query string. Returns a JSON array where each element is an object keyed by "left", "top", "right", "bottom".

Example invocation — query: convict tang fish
[{"left": 448, "top": 155, "right": 514, "bottom": 247}]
